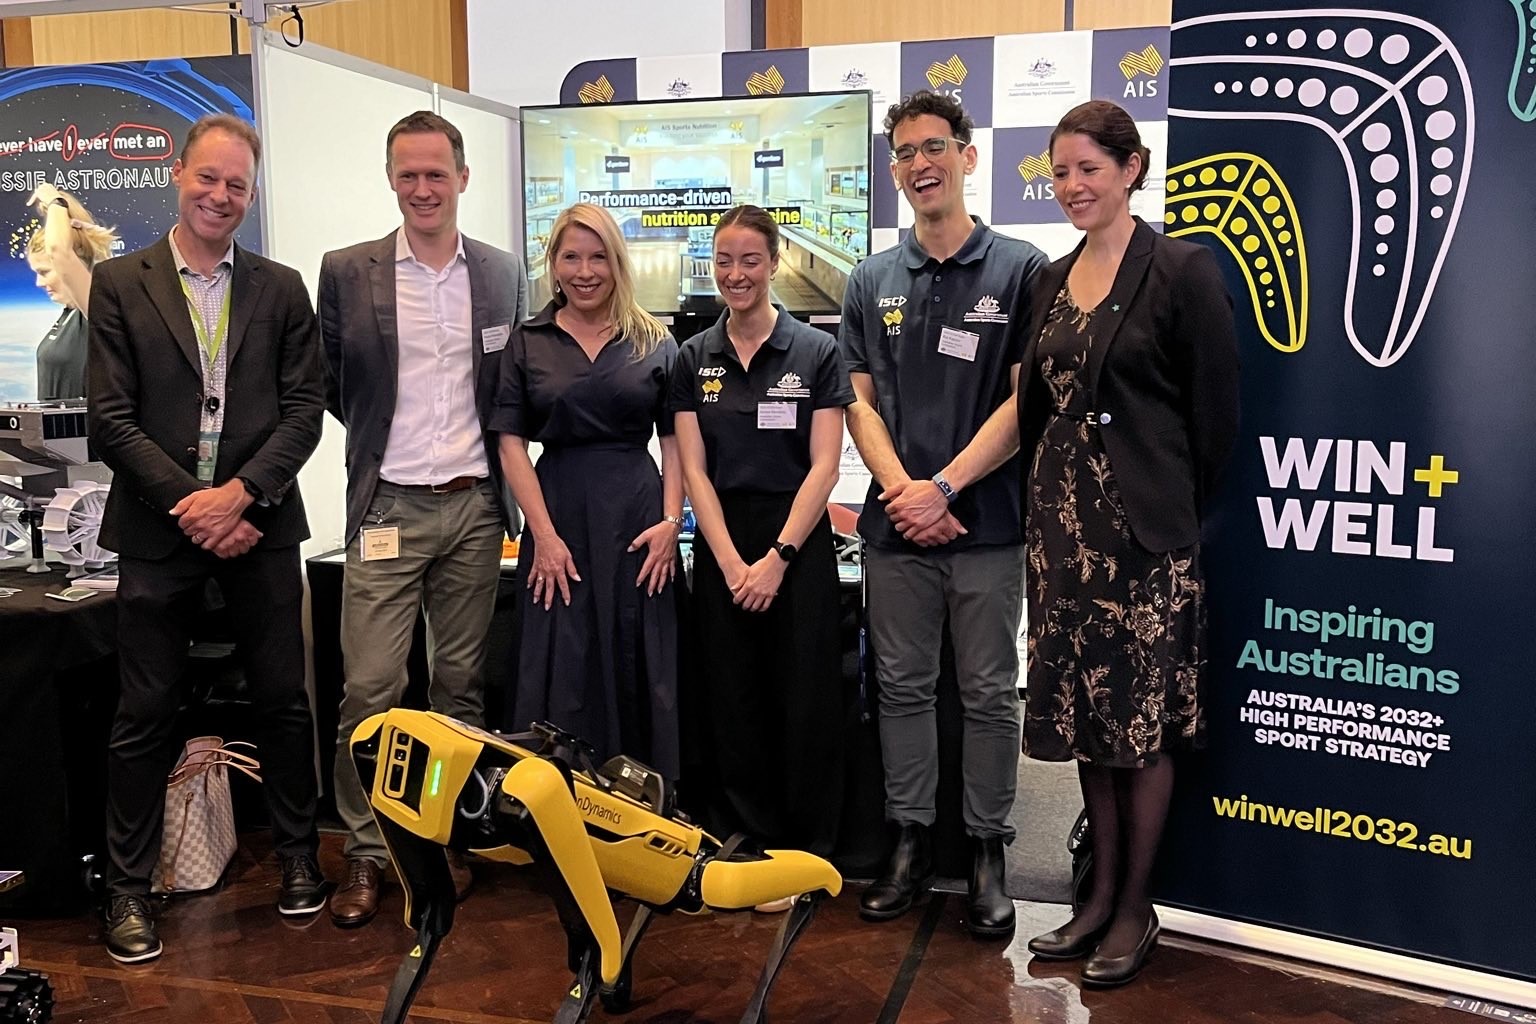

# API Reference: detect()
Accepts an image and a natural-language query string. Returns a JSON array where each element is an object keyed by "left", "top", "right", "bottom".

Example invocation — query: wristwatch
[
  {"left": 772, "top": 541, "right": 797, "bottom": 563},
  {"left": 932, "top": 473, "right": 959, "bottom": 503},
  {"left": 237, "top": 477, "right": 261, "bottom": 499}
]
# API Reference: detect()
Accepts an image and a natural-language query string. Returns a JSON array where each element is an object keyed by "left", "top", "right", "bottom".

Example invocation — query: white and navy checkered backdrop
[{"left": 561, "top": 27, "right": 1171, "bottom": 262}]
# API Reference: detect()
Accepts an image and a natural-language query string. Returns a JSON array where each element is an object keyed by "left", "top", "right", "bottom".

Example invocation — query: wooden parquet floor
[{"left": 5, "top": 833, "right": 1481, "bottom": 1023}]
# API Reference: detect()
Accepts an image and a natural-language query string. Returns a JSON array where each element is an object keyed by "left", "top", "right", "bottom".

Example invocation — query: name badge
[
  {"left": 196, "top": 431, "right": 220, "bottom": 483},
  {"left": 482, "top": 324, "right": 511, "bottom": 353},
  {"left": 757, "top": 402, "right": 797, "bottom": 430},
  {"left": 937, "top": 326, "right": 980, "bottom": 362},
  {"left": 360, "top": 525, "right": 401, "bottom": 561}
]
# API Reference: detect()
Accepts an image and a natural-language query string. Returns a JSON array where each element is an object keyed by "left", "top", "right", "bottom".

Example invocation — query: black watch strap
[{"left": 772, "top": 541, "right": 797, "bottom": 563}]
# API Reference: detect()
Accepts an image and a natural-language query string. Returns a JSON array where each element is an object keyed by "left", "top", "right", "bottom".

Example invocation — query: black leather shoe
[
  {"left": 859, "top": 823, "right": 933, "bottom": 921},
  {"left": 1081, "top": 912, "right": 1160, "bottom": 988},
  {"left": 278, "top": 854, "right": 329, "bottom": 916},
  {"left": 964, "top": 836, "right": 1015, "bottom": 938},
  {"left": 105, "top": 894, "right": 162, "bottom": 964},
  {"left": 1027, "top": 916, "right": 1111, "bottom": 961}
]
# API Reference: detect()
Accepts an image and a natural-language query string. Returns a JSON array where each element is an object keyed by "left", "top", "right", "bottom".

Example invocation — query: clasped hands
[
  {"left": 170, "top": 480, "right": 260, "bottom": 558},
  {"left": 526, "top": 519, "right": 679, "bottom": 611},
  {"left": 880, "top": 478, "right": 967, "bottom": 547}
]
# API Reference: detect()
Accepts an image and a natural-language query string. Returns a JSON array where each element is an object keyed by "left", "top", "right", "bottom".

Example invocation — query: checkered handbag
[{"left": 152, "top": 736, "right": 262, "bottom": 894}]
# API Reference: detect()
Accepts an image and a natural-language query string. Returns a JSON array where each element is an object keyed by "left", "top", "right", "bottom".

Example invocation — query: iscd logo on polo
[
  {"left": 697, "top": 366, "right": 727, "bottom": 377},
  {"left": 876, "top": 295, "right": 906, "bottom": 308}
]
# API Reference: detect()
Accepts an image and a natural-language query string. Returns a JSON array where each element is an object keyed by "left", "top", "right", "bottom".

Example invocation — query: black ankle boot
[
  {"left": 859, "top": 823, "right": 933, "bottom": 921},
  {"left": 965, "top": 836, "right": 1014, "bottom": 937}
]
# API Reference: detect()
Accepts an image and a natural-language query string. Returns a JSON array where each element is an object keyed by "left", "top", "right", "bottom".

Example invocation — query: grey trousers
[
  {"left": 865, "top": 544, "right": 1024, "bottom": 840},
  {"left": 334, "top": 479, "right": 504, "bottom": 864}
]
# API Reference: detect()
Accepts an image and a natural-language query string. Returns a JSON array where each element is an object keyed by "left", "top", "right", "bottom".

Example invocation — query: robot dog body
[{"left": 351, "top": 709, "right": 841, "bottom": 1024}]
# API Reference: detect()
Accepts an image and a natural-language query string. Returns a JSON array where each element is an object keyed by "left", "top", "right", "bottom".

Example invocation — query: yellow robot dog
[{"left": 351, "top": 709, "right": 842, "bottom": 1024}]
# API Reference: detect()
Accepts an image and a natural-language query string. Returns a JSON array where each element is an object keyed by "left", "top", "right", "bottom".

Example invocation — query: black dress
[
  {"left": 1022, "top": 285, "right": 1206, "bottom": 767},
  {"left": 37, "top": 308, "right": 87, "bottom": 401},
  {"left": 491, "top": 304, "right": 680, "bottom": 779}
]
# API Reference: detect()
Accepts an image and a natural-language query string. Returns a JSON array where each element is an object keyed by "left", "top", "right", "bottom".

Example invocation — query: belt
[{"left": 381, "top": 475, "right": 486, "bottom": 494}]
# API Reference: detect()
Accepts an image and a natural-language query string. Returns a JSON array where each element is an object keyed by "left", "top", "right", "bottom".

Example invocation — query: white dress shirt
[{"left": 380, "top": 229, "right": 489, "bottom": 485}]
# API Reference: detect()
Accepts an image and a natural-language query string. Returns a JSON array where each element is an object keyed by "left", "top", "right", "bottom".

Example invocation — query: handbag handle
[{"left": 169, "top": 739, "right": 263, "bottom": 785}]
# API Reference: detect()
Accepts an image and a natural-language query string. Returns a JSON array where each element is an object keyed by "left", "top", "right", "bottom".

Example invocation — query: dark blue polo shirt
[
  {"left": 840, "top": 218, "right": 1046, "bottom": 551},
  {"left": 670, "top": 308, "right": 852, "bottom": 495}
]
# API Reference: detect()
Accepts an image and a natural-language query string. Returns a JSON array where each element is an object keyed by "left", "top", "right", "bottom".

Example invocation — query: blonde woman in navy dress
[{"left": 492, "top": 202, "right": 682, "bottom": 778}]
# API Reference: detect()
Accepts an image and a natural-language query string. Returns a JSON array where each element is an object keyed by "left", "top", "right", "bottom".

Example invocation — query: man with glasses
[{"left": 840, "top": 91, "right": 1045, "bottom": 938}]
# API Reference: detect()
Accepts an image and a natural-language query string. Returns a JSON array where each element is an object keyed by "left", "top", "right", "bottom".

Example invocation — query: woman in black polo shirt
[{"left": 671, "top": 205, "right": 853, "bottom": 877}]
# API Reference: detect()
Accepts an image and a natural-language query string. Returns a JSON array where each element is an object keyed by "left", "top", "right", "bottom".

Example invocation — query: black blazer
[
  {"left": 87, "top": 235, "right": 325, "bottom": 559},
  {"left": 1019, "top": 219, "right": 1240, "bottom": 553},
  {"left": 318, "top": 230, "right": 529, "bottom": 544}
]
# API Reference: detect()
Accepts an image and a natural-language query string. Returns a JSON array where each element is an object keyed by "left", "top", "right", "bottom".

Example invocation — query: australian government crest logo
[
  {"left": 1027, "top": 57, "right": 1057, "bottom": 80},
  {"left": 666, "top": 77, "right": 692, "bottom": 98},
  {"left": 841, "top": 68, "right": 869, "bottom": 89},
  {"left": 963, "top": 295, "right": 1009, "bottom": 325},
  {"left": 767, "top": 371, "right": 810, "bottom": 399}
]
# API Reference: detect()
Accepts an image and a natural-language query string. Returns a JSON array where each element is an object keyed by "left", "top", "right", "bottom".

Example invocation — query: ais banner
[
  {"left": 0, "top": 57, "right": 257, "bottom": 402},
  {"left": 1159, "top": 1, "right": 1536, "bottom": 981}
]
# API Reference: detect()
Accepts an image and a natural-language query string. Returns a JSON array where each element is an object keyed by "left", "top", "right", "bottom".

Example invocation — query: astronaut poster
[{"left": 0, "top": 56, "right": 257, "bottom": 402}]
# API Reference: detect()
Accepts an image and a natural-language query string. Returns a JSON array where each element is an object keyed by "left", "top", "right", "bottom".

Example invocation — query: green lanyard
[{"left": 178, "top": 271, "right": 232, "bottom": 362}]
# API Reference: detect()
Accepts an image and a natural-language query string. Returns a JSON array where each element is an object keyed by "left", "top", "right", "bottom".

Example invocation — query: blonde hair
[
  {"left": 547, "top": 202, "right": 668, "bottom": 359},
  {"left": 27, "top": 191, "right": 118, "bottom": 267}
]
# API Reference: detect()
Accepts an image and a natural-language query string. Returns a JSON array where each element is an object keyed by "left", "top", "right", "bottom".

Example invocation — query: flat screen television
[{"left": 521, "top": 90, "right": 873, "bottom": 319}]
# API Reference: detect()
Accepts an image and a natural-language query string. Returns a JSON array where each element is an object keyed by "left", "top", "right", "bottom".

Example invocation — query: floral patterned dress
[{"left": 1021, "top": 285, "right": 1206, "bottom": 767}]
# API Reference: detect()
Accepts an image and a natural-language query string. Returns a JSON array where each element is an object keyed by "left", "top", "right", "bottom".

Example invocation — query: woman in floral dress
[{"left": 1017, "top": 100, "right": 1240, "bottom": 987}]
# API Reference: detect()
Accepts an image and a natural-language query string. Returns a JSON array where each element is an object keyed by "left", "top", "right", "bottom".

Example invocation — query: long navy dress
[{"left": 491, "top": 303, "right": 680, "bottom": 779}]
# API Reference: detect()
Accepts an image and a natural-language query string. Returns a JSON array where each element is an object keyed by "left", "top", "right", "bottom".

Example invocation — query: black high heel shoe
[
  {"left": 1026, "top": 916, "right": 1112, "bottom": 961},
  {"left": 1080, "top": 911, "right": 1160, "bottom": 988}
]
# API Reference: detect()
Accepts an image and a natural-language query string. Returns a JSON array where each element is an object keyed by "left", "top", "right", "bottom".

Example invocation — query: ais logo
[
  {"left": 883, "top": 307, "right": 904, "bottom": 336},
  {"left": 746, "top": 65, "right": 786, "bottom": 96},
  {"left": 1117, "top": 44, "right": 1164, "bottom": 99},
  {"left": 578, "top": 74, "right": 615, "bottom": 105},
  {"left": 925, "top": 55, "right": 968, "bottom": 101},
  {"left": 1017, "top": 149, "right": 1054, "bottom": 201}
]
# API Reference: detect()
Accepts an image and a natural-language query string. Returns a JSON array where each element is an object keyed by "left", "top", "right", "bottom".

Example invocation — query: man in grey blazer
[{"left": 319, "top": 111, "right": 528, "bottom": 927}]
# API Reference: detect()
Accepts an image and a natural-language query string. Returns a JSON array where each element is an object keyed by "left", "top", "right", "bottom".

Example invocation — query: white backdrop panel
[
  {"left": 259, "top": 36, "right": 433, "bottom": 557},
  {"left": 439, "top": 95, "right": 521, "bottom": 254}
]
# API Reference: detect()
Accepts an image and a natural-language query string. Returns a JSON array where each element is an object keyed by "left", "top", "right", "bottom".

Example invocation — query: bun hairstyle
[
  {"left": 27, "top": 191, "right": 118, "bottom": 267},
  {"left": 1050, "top": 99, "right": 1152, "bottom": 194},
  {"left": 714, "top": 204, "right": 781, "bottom": 259}
]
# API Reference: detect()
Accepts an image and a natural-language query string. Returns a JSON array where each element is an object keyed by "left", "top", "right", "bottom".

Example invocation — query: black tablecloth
[{"left": 0, "top": 564, "right": 119, "bottom": 913}]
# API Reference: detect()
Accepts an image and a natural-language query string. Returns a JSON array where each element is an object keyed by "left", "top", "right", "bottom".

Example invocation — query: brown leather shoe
[
  {"left": 330, "top": 857, "right": 384, "bottom": 928},
  {"left": 446, "top": 850, "right": 473, "bottom": 902}
]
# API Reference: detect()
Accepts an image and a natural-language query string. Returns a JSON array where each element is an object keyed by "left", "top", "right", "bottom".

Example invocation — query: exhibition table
[{"left": 0, "top": 564, "right": 118, "bottom": 913}]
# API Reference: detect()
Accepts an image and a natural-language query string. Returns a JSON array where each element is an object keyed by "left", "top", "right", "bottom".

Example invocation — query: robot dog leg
[{"left": 352, "top": 709, "right": 841, "bottom": 1024}]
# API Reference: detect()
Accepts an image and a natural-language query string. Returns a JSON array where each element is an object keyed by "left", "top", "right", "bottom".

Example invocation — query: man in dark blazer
[
  {"left": 88, "top": 113, "right": 328, "bottom": 964},
  {"left": 319, "top": 110, "right": 528, "bottom": 927}
]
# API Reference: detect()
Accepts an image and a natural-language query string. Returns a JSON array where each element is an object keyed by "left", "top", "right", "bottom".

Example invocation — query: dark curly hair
[
  {"left": 1049, "top": 100, "right": 1151, "bottom": 194},
  {"left": 883, "top": 90, "right": 974, "bottom": 148}
]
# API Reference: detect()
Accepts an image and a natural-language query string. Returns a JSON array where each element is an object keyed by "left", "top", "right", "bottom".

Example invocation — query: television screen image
[{"left": 521, "top": 91, "right": 872, "bottom": 318}]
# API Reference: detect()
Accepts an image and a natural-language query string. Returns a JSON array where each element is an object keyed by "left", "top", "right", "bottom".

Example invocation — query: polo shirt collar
[
  {"left": 705, "top": 304, "right": 793, "bottom": 357},
  {"left": 900, "top": 215, "right": 994, "bottom": 269},
  {"left": 168, "top": 225, "right": 234, "bottom": 276},
  {"left": 395, "top": 227, "right": 466, "bottom": 266}
]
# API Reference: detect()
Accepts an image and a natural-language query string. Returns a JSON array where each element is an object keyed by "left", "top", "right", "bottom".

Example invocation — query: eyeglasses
[{"left": 890, "top": 137, "right": 969, "bottom": 164}]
